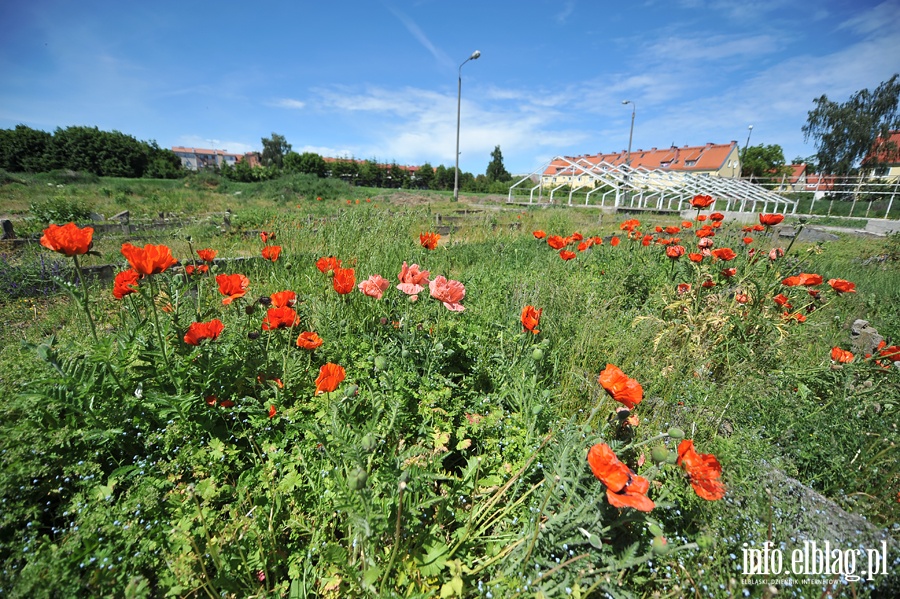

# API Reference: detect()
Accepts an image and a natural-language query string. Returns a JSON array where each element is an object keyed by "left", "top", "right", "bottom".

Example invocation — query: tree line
[{"left": 0, "top": 125, "right": 183, "bottom": 179}]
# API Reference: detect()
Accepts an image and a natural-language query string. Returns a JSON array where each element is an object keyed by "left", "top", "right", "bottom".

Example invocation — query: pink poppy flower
[
  {"left": 429, "top": 275, "right": 466, "bottom": 312},
  {"left": 397, "top": 261, "right": 430, "bottom": 295},
  {"left": 358, "top": 274, "right": 390, "bottom": 299}
]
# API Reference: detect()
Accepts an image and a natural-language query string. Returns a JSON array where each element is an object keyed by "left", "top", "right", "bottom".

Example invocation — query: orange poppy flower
[
  {"left": 571, "top": 232, "right": 584, "bottom": 241},
  {"left": 40, "top": 222, "right": 94, "bottom": 257},
  {"left": 742, "top": 237, "right": 754, "bottom": 245},
  {"left": 691, "top": 194, "right": 715, "bottom": 208},
  {"left": 782, "top": 273, "right": 823, "bottom": 287},
  {"left": 316, "top": 256, "right": 342, "bottom": 273},
  {"left": 598, "top": 364, "right": 643, "bottom": 409},
  {"left": 270, "top": 290, "right": 297, "bottom": 308},
  {"left": 315, "top": 363, "right": 346, "bottom": 395},
  {"left": 121, "top": 243, "right": 178, "bottom": 275},
  {"left": 185, "top": 264, "right": 208, "bottom": 275},
  {"left": 260, "top": 231, "right": 276, "bottom": 243},
  {"left": 772, "top": 293, "right": 792, "bottom": 309},
  {"left": 677, "top": 283, "right": 692, "bottom": 294},
  {"left": 681, "top": 221, "right": 693, "bottom": 228},
  {"left": 688, "top": 252, "right": 703, "bottom": 263},
  {"left": 532, "top": 230, "right": 547, "bottom": 239},
  {"left": 665, "top": 245, "right": 685, "bottom": 260},
  {"left": 576, "top": 241, "right": 588, "bottom": 252},
  {"left": 879, "top": 344, "right": 900, "bottom": 362},
  {"left": 296, "top": 331, "right": 324, "bottom": 350},
  {"left": 709, "top": 212, "right": 725, "bottom": 222},
  {"left": 261, "top": 245, "right": 282, "bottom": 262},
  {"left": 641, "top": 234, "right": 654, "bottom": 247},
  {"left": 619, "top": 219, "right": 641, "bottom": 232},
  {"left": 216, "top": 273, "right": 250, "bottom": 305},
  {"left": 695, "top": 228, "right": 715, "bottom": 238},
  {"left": 268, "top": 405, "right": 277, "bottom": 418},
  {"left": 676, "top": 439, "right": 725, "bottom": 500},
  {"left": 397, "top": 262, "right": 430, "bottom": 295},
  {"left": 610, "top": 236, "right": 620, "bottom": 246},
  {"left": 587, "top": 443, "right": 655, "bottom": 512},
  {"left": 559, "top": 250, "right": 576, "bottom": 261},
  {"left": 696, "top": 214, "right": 708, "bottom": 222},
  {"left": 196, "top": 249, "right": 217, "bottom": 262},
  {"left": 262, "top": 306, "right": 299, "bottom": 330},
  {"left": 184, "top": 319, "right": 225, "bottom": 345},
  {"left": 711, "top": 248, "right": 736, "bottom": 261},
  {"left": 113, "top": 269, "right": 140, "bottom": 299},
  {"left": 332, "top": 268, "right": 356, "bottom": 294},
  {"left": 734, "top": 293, "right": 749, "bottom": 304},
  {"left": 521, "top": 305, "right": 542, "bottom": 334},
  {"left": 782, "top": 311, "right": 806, "bottom": 323},
  {"left": 591, "top": 236, "right": 603, "bottom": 245},
  {"left": 547, "top": 235, "right": 567, "bottom": 250},
  {"left": 759, "top": 213, "right": 785, "bottom": 226},
  {"left": 420, "top": 232, "right": 441, "bottom": 250},
  {"left": 827, "top": 278, "right": 856, "bottom": 294},
  {"left": 830, "top": 347, "right": 854, "bottom": 363}
]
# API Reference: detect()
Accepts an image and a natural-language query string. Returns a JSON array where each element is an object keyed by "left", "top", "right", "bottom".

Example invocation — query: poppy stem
[
  {"left": 784, "top": 223, "right": 804, "bottom": 258},
  {"left": 71, "top": 254, "right": 99, "bottom": 343},
  {"left": 148, "top": 277, "right": 173, "bottom": 381}
]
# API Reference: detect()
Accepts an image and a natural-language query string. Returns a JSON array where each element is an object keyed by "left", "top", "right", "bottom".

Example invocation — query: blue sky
[{"left": 2, "top": 0, "right": 899, "bottom": 176}]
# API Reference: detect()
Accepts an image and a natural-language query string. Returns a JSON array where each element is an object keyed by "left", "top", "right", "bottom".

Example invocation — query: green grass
[{"left": 1, "top": 181, "right": 899, "bottom": 598}]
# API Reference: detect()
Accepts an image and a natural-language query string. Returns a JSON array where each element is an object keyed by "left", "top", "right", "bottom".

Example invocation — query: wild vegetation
[{"left": 1, "top": 175, "right": 899, "bottom": 598}]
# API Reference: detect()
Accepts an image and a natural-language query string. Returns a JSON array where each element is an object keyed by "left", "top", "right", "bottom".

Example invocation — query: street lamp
[
  {"left": 622, "top": 100, "right": 635, "bottom": 205},
  {"left": 454, "top": 50, "right": 481, "bottom": 202},
  {"left": 742, "top": 124, "right": 753, "bottom": 178}
]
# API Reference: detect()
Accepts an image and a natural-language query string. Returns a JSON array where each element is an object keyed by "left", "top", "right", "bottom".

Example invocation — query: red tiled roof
[
  {"left": 543, "top": 142, "right": 738, "bottom": 176},
  {"left": 863, "top": 131, "right": 900, "bottom": 166},
  {"left": 172, "top": 146, "right": 242, "bottom": 158}
]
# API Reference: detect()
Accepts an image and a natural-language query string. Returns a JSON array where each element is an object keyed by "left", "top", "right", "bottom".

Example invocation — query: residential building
[
  {"left": 541, "top": 141, "right": 742, "bottom": 188},
  {"left": 863, "top": 130, "right": 900, "bottom": 181},
  {"left": 171, "top": 146, "right": 258, "bottom": 171}
]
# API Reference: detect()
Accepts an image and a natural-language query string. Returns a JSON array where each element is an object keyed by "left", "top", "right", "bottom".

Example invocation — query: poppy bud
[
  {"left": 374, "top": 355, "right": 387, "bottom": 370},
  {"left": 401, "top": 349, "right": 410, "bottom": 359},
  {"left": 245, "top": 305, "right": 255, "bottom": 316},
  {"left": 650, "top": 445, "right": 669, "bottom": 464},
  {"left": 344, "top": 384, "right": 358, "bottom": 398},
  {"left": 666, "top": 452, "right": 678, "bottom": 465},
  {"left": 651, "top": 536, "right": 670, "bottom": 555},
  {"left": 648, "top": 523, "right": 664, "bottom": 537},
  {"left": 258, "top": 296, "right": 272, "bottom": 306},
  {"left": 361, "top": 433, "right": 377, "bottom": 452},
  {"left": 348, "top": 467, "right": 368, "bottom": 490},
  {"left": 532, "top": 348, "right": 544, "bottom": 361},
  {"left": 667, "top": 427, "right": 685, "bottom": 439},
  {"left": 248, "top": 331, "right": 260, "bottom": 340}
]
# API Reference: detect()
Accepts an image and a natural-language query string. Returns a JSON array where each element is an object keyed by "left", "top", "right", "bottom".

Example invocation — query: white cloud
[
  {"left": 270, "top": 98, "right": 306, "bottom": 110},
  {"left": 838, "top": 1, "right": 900, "bottom": 36},
  {"left": 387, "top": 6, "right": 454, "bottom": 70}
]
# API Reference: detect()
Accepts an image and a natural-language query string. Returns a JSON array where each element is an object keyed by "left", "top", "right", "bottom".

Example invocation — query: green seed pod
[
  {"left": 344, "top": 384, "right": 358, "bottom": 398},
  {"left": 650, "top": 446, "right": 669, "bottom": 464},
  {"left": 374, "top": 355, "right": 387, "bottom": 370},
  {"left": 532, "top": 348, "right": 544, "bottom": 361},
  {"left": 401, "top": 349, "right": 410, "bottom": 359},
  {"left": 667, "top": 427, "right": 685, "bottom": 440},
  {"left": 651, "top": 536, "right": 670, "bottom": 555},
  {"left": 348, "top": 467, "right": 368, "bottom": 491},
  {"left": 648, "top": 523, "right": 664, "bottom": 537},
  {"left": 361, "top": 433, "right": 377, "bottom": 452},
  {"left": 666, "top": 451, "right": 678, "bottom": 465}
]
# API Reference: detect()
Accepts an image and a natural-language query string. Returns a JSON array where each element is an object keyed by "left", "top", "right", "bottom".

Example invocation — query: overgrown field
[{"left": 1, "top": 176, "right": 899, "bottom": 598}]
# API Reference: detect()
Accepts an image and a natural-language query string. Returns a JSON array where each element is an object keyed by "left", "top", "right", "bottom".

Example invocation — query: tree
[
  {"left": 260, "top": 133, "right": 291, "bottom": 168},
  {"left": 485, "top": 145, "right": 511, "bottom": 182},
  {"left": 415, "top": 162, "right": 434, "bottom": 189},
  {"left": 802, "top": 74, "right": 900, "bottom": 176},
  {"left": 741, "top": 144, "right": 787, "bottom": 179},
  {"left": 284, "top": 151, "right": 326, "bottom": 177}
]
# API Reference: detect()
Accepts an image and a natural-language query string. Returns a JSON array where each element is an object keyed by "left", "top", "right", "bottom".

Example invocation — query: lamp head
[
  {"left": 748, "top": 124, "right": 753, "bottom": 130},
  {"left": 470, "top": 50, "right": 481, "bottom": 60},
  {"left": 622, "top": 100, "right": 631, "bottom": 105}
]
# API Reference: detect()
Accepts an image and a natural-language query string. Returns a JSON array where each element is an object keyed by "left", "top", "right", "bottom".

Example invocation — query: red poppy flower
[
  {"left": 709, "top": 212, "right": 725, "bottom": 222},
  {"left": 879, "top": 344, "right": 900, "bottom": 362},
  {"left": 196, "top": 249, "right": 217, "bottom": 263},
  {"left": 681, "top": 221, "right": 693, "bottom": 228},
  {"left": 695, "top": 228, "right": 715, "bottom": 238},
  {"left": 587, "top": 443, "right": 655, "bottom": 512},
  {"left": 559, "top": 250, "right": 576, "bottom": 261},
  {"left": 598, "top": 364, "right": 643, "bottom": 409},
  {"left": 688, "top": 253, "right": 703, "bottom": 263},
  {"left": 315, "top": 363, "right": 346, "bottom": 395},
  {"left": 113, "top": 269, "right": 141, "bottom": 299},
  {"left": 620, "top": 219, "right": 641, "bottom": 232},
  {"left": 121, "top": 243, "right": 178, "bottom": 275},
  {"left": 219, "top": 399, "right": 235, "bottom": 408},
  {"left": 262, "top": 306, "right": 300, "bottom": 330},
  {"left": 270, "top": 290, "right": 297, "bottom": 308},
  {"left": 532, "top": 230, "right": 547, "bottom": 239},
  {"left": 676, "top": 439, "right": 725, "bottom": 500},
  {"left": 268, "top": 405, "right": 277, "bottom": 418},
  {"left": 332, "top": 268, "right": 356, "bottom": 294},
  {"left": 720, "top": 267, "right": 736, "bottom": 278},
  {"left": 610, "top": 236, "right": 620, "bottom": 247},
  {"left": 711, "top": 248, "right": 737, "bottom": 261},
  {"left": 216, "top": 273, "right": 250, "bottom": 305},
  {"left": 782, "top": 273, "right": 823, "bottom": 287},
  {"left": 296, "top": 331, "right": 324, "bottom": 350},
  {"left": 40, "top": 222, "right": 94, "bottom": 257},
  {"left": 576, "top": 241, "right": 588, "bottom": 252},
  {"left": 691, "top": 194, "right": 715, "bottom": 208},
  {"left": 641, "top": 234, "right": 653, "bottom": 247},
  {"left": 316, "top": 256, "right": 342, "bottom": 273},
  {"left": 655, "top": 226, "right": 663, "bottom": 233},
  {"left": 701, "top": 279, "right": 716, "bottom": 288},
  {"left": 734, "top": 293, "right": 749, "bottom": 304},
  {"left": 742, "top": 237, "right": 754, "bottom": 245},
  {"left": 772, "top": 293, "right": 792, "bottom": 309},
  {"left": 697, "top": 214, "right": 708, "bottom": 222},
  {"left": 783, "top": 311, "right": 806, "bottom": 323},
  {"left": 571, "top": 232, "right": 583, "bottom": 241},
  {"left": 184, "top": 319, "right": 225, "bottom": 345},
  {"left": 591, "top": 236, "right": 603, "bottom": 245},
  {"left": 521, "top": 305, "right": 542, "bottom": 334},
  {"left": 547, "top": 235, "right": 567, "bottom": 250},
  {"left": 420, "top": 232, "right": 441, "bottom": 250},
  {"left": 759, "top": 213, "right": 785, "bottom": 226},
  {"left": 184, "top": 264, "right": 208, "bottom": 275},
  {"left": 677, "top": 283, "right": 692, "bottom": 294},
  {"left": 827, "top": 278, "right": 856, "bottom": 294},
  {"left": 830, "top": 347, "right": 854, "bottom": 363},
  {"left": 261, "top": 245, "right": 282, "bottom": 262},
  {"left": 665, "top": 245, "right": 685, "bottom": 260},
  {"left": 260, "top": 231, "right": 276, "bottom": 243}
]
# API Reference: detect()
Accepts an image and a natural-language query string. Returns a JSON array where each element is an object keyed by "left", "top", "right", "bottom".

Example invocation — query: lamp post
[
  {"left": 622, "top": 100, "right": 635, "bottom": 206},
  {"left": 742, "top": 124, "right": 753, "bottom": 179},
  {"left": 454, "top": 50, "right": 481, "bottom": 202}
]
